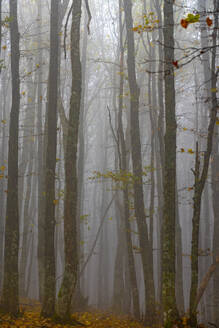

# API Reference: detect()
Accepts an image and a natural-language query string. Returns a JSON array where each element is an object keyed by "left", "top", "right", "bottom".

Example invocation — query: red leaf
[
  {"left": 172, "top": 60, "right": 179, "bottom": 68},
  {"left": 181, "top": 19, "right": 189, "bottom": 28},
  {"left": 206, "top": 17, "right": 213, "bottom": 26}
]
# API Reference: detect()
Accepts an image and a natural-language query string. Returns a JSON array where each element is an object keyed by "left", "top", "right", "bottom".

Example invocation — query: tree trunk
[
  {"left": 189, "top": 2, "right": 218, "bottom": 323},
  {"left": 41, "top": 0, "right": 59, "bottom": 317},
  {"left": 162, "top": 0, "right": 179, "bottom": 324},
  {"left": 36, "top": 0, "right": 45, "bottom": 303},
  {"left": 56, "top": 0, "right": 82, "bottom": 319},
  {"left": 1, "top": 0, "right": 20, "bottom": 315},
  {"left": 123, "top": 0, "right": 156, "bottom": 323}
]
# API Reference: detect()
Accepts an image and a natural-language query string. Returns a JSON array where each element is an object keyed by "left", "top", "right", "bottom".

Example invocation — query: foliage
[
  {"left": 181, "top": 13, "right": 213, "bottom": 29},
  {"left": 0, "top": 310, "right": 146, "bottom": 328},
  {"left": 90, "top": 167, "right": 154, "bottom": 186},
  {"left": 132, "top": 12, "right": 159, "bottom": 33}
]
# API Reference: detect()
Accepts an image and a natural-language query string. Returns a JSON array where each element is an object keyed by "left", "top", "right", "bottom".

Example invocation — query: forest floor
[{"left": 0, "top": 301, "right": 146, "bottom": 328}]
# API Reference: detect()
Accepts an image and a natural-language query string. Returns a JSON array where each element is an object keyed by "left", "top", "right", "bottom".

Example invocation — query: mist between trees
[{"left": 0, "top": 0, "right": 218, "bottom": 327}]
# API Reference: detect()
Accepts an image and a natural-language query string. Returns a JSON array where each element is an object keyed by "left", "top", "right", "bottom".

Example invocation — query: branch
[
  {"left": 193, "top": 257, "right": 219, "bottom": 312},
  {"left": 80, "top": 194, "right": 116, "bottom": 275},
  {"left": 63, "top": 2, "right": 73, "bottom": 59},
  {"left": 107, "top": 105, "right": 122, "bottom": 168},
  {"left": 84, "top": 0, "right": 92, "bottom": 34}
]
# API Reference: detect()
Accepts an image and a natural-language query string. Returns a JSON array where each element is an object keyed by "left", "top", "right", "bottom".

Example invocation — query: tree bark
[
  {"left": 41, "top": 0, "right": 59, "bottom": 317},
  {"left": 189, "top": 2, "right": 218, "bottom": 323},
  {"left": 56, "top": 0, "right": 82, "bottom": 319},
  {"left": 123, "top": 0, "right": 156, "bottom": 323},
  {"left": 162, "top": 0, "right": 179, "bottom": 324},
  {"left": 1, "top": 0, "right": 20, "bottom": 315}
]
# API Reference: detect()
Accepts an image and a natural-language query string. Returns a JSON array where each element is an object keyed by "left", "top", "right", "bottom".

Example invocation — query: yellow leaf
[
  {"left": 0, "top": 165, "right": 5, "bottom": 171},
  {"left": 180, "top": 148, "right": 185, "bottom": 152},
  {"left": 1, "top": 119, "right": 6, "bottom": 124},
  {"left": 2, "top": 45, "right": 7, "bottom": 50},
  {"left": 28, "top": 97, "right": 32, "bottom": 103},
  {"left": 183, "top": 127, "right": 187, "bottom": 131},
  {"left": 53, "top": 199, "right": 59, "bottom": 205},
  {"left": 21, "top": 91, "right": 26, "bottom": 96},
  {"left": 0, "top": 174, "right": 4, "bottom": 179},
  {"left": 188, "top": 148, "right": 194, "bottom": 154},
  {"left": 211, "top": 88, "right": 217, "bottom": 93}
]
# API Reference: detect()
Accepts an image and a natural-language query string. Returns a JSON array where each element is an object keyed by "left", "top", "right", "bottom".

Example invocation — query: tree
[
  {"left": 57, "top": 0, "right": 82, "bottom": 319},
  {"left": 123, "top": 0, "right": 156, "bottom": 323},
  {"left": 162, "top": 0, "right": 179, "bottom": 325},
  {"left": 1, "top": 0, "right": 20, "bottom": 315},
  {"left": 41, "top": 0, "right": 59, "bottom": 317},
  {"left": 189, "top": 1, "right": 219, "bottom": 324},
  {"left": 116, "top": 0, "right": 140, "bottom": 317}
]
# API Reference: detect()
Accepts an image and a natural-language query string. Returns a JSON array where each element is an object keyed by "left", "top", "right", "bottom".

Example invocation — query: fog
[{"left": 0, "top": 0, "right": 218, "bottom": 326}]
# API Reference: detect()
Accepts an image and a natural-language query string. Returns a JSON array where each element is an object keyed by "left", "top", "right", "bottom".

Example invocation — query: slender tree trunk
[
  {"left": 189, "top": 2, "right": 218, "bottom": 323},
  {"left": 116, "top": 0, "right": 140, "bottom": 318},
  {"left": 123, "top": 0, "right": 156, "bottom": 323},
  {"left": 41, "top": 0, "right": 59, "bottom": 317},
  {"left": 0, "top": 75, "right": 7, "bottom": 292},
  {"left": 210, "top": 2, "right": 219, "bottom": 325},
  {"left": 1, "top": 0, "right": 20, "bottom": 315},
  {"left": 175, "top": 189, "right": 185, "bottom": 315},
  {"left": 36, "top": 0, "right": 45, "bottom": 303},
  {"left": 56, "top": 0, "right": 82, "bottom": 319}
]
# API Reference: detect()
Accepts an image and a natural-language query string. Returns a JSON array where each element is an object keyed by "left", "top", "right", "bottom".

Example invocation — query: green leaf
[{"left": 186, "top": 13, "right": 200, "bottom": 23}]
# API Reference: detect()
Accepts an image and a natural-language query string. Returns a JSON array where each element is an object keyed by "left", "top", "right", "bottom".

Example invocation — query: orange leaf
[
  {"left": 206, "top": 17, "right": 213, "bottom": 26},
  {"left": 181, "top": 19, "right": 189, "bottom": 28}
]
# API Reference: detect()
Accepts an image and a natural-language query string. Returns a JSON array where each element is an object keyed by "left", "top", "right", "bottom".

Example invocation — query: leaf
[
  {"left": 172, "top": 60, "right": 179, "bottom": 68},
  {"left": 180, "top": 148, "right": 185, "bottom": 152},
  {"left": 181, "top": 14, "right": 200, "bottom": 29},
  {"left": 0, "top": 165, "right": 6, "bottom": 171},
  {"left": 186, "top": 13, "right": 200, "bottom": 23},
  {"left": 1, "top": 119, "right": 6, "bottom": 124},
  {"left": 53, "top": 199, "right": 59, "bottom": 205},
  {"left": 188, "top": 148, "right": 194, "bottom": 154},
  {"left": 181, "top": 19, "right": 189, "bottom": 29},
  {"left": 211, "top": 88, "right": 217, "bottom": 93},
  {"left": 206, "top": 17, "right": 213, "bottom": 26}
]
